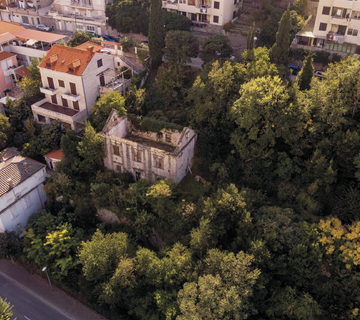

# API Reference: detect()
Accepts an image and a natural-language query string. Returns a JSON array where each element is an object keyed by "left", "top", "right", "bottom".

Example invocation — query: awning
[
  {"left": 25, "top": 39, "right": 37, "bottom": 46},
  {"left": 0, "top": 32, "right": 16, "bottom": 45},
  {"left": 296, "top": 28, "right": 315, "bottom": 38},
  {"left": 14, "top": 29, "right": 67, "bottom": 43}
]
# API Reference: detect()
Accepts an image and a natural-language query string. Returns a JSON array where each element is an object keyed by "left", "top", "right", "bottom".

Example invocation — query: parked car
[
  {"left": 288, "top": 64, "right": 301, "bottom": 76},
  {"left": 101, "top": 35, "right": 119, "bottom": 42},
  {"left": 36, "top": 24, "right": 53, "bottom": 32},
  {"left": 87, "top": 31, "right": 98, "bottom": 38},
  {"left": 100, "top": 48, "right": 111, "bottom": 54},
  {"left": 314, "top": 70, "right": 325, "bottom": 78}
]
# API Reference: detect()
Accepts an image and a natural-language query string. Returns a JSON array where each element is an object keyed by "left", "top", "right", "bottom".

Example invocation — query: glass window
[
  {"left": 322, "top": 6, "right": 330, "bottom": 15},
  {"left": 213, "top": 15, "right": 219, "bottom": 23},
  {"left": 97, "top": 59, "right": 103, "bottom": 68},
  {"left": 319, "top": 23, "right": 327, "bottom": 31},
  {"left": 214, "top": 1, "right": 219, "bottom": 9},
  {"left": 58, "top": 80, "right": 65, "bottom": 87}
]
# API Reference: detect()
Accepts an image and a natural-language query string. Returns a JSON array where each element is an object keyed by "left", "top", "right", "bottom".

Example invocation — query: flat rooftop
[
  {"left": 38, "top": 102, "right": 79, "bottom": 117},
  {"left": 125, "top": 134, "right": 176, "bottom": 153}
]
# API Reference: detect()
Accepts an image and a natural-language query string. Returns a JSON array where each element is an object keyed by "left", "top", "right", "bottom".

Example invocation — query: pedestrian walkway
[{"left": 0, "top": 259, "right": 106, "bottom": 320}]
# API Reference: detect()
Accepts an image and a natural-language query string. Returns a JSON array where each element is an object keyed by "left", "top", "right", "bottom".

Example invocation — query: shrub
[
  {"left": 313, "top": 50, "right": 330, "bottom": 64},
  {"left": 223, "top": 21, "right": 234, "bottom": 32}
]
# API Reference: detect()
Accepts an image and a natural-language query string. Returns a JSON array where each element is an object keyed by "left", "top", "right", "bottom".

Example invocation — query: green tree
[
  {"left": 164, "top": 11, "right": 192, "bottom": 32},
  {"left": 67, "top": 30, "right": 91, "bottom": 47},
  {"left": 77, "top": 121, "right": 105, "bottom": 173},
  {"left": 200, "top": 35, "right": 233, "bottom": 64},
  {"left": 60, "top": 130, "right": 80, "bottom": 158},
  {"left": 106, "top": 0, "right": 150, "bottom": 36},
  {"left": 148, "top": 0, "right": 165, "bottom": 70},
  {"left": 270, "top": 7, "right": 291, "bottom": 72},
  {"left": 297, "top": 52, "right": 314, "bottom": 91},
  {"left": 0, "top": 231, "right": 22, "bottom": 259},
  {"left": 164, "top": 31, "right": 198, "bottom": 65},
  {"left": 18, "top": 58, "right": 42, "bottom": 100},
  {"left": 293, "top": 0, "right": 308, "bottom": 16},
  {"left": 0, "top": 114, "right": 12, "bottom": 149},
  {"left": 247, "top": 23, "right": 255, "bottom": 51},
  {"left": 0, "top": 297, "right": 16, "bottom": 320},
  {"left": 90, "top": 91, "right": 126, "bottom": 131},
  {"left": 79, "top": 230, "right": 129, "bottom": 282}
]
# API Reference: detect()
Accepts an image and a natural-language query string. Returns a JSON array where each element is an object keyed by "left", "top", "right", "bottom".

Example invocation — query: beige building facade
[
  {"left": 163, "top": 0, "right": 239, "bottom": 26},
  {"left": 101, "top": 111, "right": 197, "bottom": 184},
  {"left": 294, "top": 0, "right": 360, "bottom": 55},
  {"left": 45, "top": 0, "right": 112, "bottom": 35},
  {"left": 31, "top": 43, "right": 116, "bottom": 132}
]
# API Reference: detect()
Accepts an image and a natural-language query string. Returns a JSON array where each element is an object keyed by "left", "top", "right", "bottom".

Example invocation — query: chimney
[
  {"left": 7, "top": 178, "right": 14, "bottom": 189},
  {"left": 23, "top": 162, "right": 29, "bottom": 173},
  {"left": 86, "top": 45, "right": 94, "bottom": 56}
]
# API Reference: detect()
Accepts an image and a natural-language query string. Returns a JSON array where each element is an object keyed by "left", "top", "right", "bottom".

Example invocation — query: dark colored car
[
  {"left": 101, "top": 35, "right": 119, "bottom": 42},
  {"left": 86, "top": 31, "right": 98, "bottom": 38},
  {"left": 288, "top": 64, "right": 301, "bottom": 75}
]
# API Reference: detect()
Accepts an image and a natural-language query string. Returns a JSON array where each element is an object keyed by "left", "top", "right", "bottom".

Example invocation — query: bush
[
  {"left": 121, "top": 37, "right": 136, "bottom": 52},
  {"left": 313, "top": 50, "right": 331, "bottom": 64},
  {"left": 331, "top": 53, "right": 342, "bottom": 63},
  {"left": 223, "top": 21, "right": 234, "bottom": 32},
  {"left": 289, "top": 48, "right": 307, "bottom": 60}
]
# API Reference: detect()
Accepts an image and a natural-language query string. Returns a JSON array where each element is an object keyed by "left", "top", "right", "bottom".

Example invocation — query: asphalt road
[{"left": 0, "top": 270, "right": 73, "bottom": 320}]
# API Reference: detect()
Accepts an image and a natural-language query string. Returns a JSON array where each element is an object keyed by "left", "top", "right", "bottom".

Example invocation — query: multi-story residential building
[
  {"left": 293, "top": 0, "right": 360, "bottom": 55},
  {"left": 101, "top": 110, "right": 197, "bottom": 183},
  {"left": 0, "top": 0, "right": 53, "bottom": 27},
  {"left": 162, "top": 0, "right": 239, "bottom": 27},
  {"left": 0, "top": 148, "right": 47, "bottom": 234},
  {"left": 0, "top": 21, "right": 67, "bottom": 67},
  {"left": 45, "top": 0, "right": 112, "bottom": 36},
  {"left": 31, "top": 43, "right": 116, "bottom": 132}
]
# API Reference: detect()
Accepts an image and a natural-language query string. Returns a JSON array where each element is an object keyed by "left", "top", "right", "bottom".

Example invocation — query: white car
[
  {"left": 100, "top": 49, "right": 111, "bottom": 54},
  {"left": 36, "top": 24, "right": 53, "bottom": 32}
]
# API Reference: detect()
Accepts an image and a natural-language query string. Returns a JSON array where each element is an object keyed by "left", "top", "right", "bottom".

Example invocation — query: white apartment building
[
  {"left": 101, "top": 111, "right": 197, "bottom": 184},
  {"left": 45, "top": 0, "right": 112, "bottom": 35},
  {"left": 31, "top": 42, "right": 116, "bottom": 132},
  {"left": 294, "top": 0, "right": 360, "bottom": 55},
  {"left": 0, "top": 148, "right": 47, "bottom": 234},
  {"left": 163, "top": 0, "right": 239, "bottom": 27}
]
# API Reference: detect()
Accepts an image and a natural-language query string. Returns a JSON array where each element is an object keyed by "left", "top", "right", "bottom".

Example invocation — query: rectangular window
[
  {"left": 214, "top": 1, "right": 219, "bottom": 9},
  {"left": 47, "top": 77, "right": 55, "bottom": 89},
  {"left": 58, "top": 80, "right": 65, "bottom": 87},
  {"left": 51, "top": 94, "right": 57, "bottom": 104},
  {"left": 322, "top": 6, "right": 330, "bottom": 15},
  {"left": 154, "top": 156, "right": 164, "bottom": 169},
  {"left": 70, "top": 82, "right": 77, "bottom": 95},
  {"left": 116, "top": 165, "right": 122, "bottom": 172},
  {"left": 86, "top": 25, "right": 95, "bottom": 32},
  {"left": 62, "top": 97, "right": 68, "bottom": 107},
  {"left": 165, "top": 133, "right": 171, "bottom": 143},
  {"left": 319, "top": 23, "right": 327, "bottom": 31},
  {"left": 97, "top": 59, "right": 103, "bottom": 68},
  {"left": 76, "top": 24, "right": 83, "bottom": 30},
  {"left": 234, "top": 0, "right": 237, "bottom": 4},
  {"left": 347, "top": 28, "right": 358, "bottom": 36},
  {"left": 113, "top": 145, "right": 120, "bottom": 156},
  {"left": 133, "top": 149, "right": 142, "bottom": 162},
  {"left": 73, "top": 100, "right": 79, "bottom": 110},
  {"left": 353, "top": 11, "right": 360, "bottom": 19},
  {"left": 213, "top": 15, "right": 219, "bottom": 23}
]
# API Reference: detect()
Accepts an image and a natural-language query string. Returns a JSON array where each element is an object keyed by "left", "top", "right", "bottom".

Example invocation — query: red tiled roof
[
  {"left": 44, "top": 149, "right": 64, "bottom": 160},
  {"left": 15, "top": 66, "right": 30, "bottom": 78},
  {"left": 76, "top": 41, "right": 103, "bottom": 52},
  {"left": 39, "top": 44, "right": 95, "bottom": 76},
  {"left": 0, "top": 51, "right": 16, "bottom": 62},
  {"left": 0, "top": 21, "right": 25, "bottom": 35}
]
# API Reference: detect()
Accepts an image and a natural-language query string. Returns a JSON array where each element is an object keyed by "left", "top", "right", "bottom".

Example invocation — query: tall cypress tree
[
  {"left": 247, "top": 23, "right": 255, "bottom": 51},
  {"left": 148, "top": 0, "right": 165, "bottom": 70},
  {"left": 297, "top": 52, "right": 314, "bottom": 91},
  {"left": 270, "top": 6, "right": 291, "bottom": 68}
]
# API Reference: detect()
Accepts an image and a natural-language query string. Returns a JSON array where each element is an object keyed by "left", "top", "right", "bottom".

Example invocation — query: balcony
[
  {"left": 61, "top": 92, "right": 81, "bottom": 102},
  {"left": 2, "top": 65, "right": 22, "bottom": 77},
  {"left": 327, "top": 32, "right": 345, "bottom": 43},
  {"left": 70, "top": 0, "right": 93, "bottom": 8},
  {"left": 99, "top": 78, "right": 131, "bottom": 95},
  {"left": 40, "top": 87, "right": 58, "bottom": 95}
]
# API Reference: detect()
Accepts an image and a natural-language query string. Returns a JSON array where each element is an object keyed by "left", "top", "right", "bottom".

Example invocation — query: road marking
[
  {"left": 24, "top": 316, "right": 31, "bottom": 320},
  {"left": 0, "top": 270, "right": 74, "bottom": 320}
]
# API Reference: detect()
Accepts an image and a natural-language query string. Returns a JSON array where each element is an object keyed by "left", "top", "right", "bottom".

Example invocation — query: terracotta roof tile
[
  {"left": 0, "top": 51, "right": 16, "bottom": 62},
  {"left": 75, "top": 41, "right": 103, "bottom": 52},
  {"left": 43, "top": 149, "right": 64, "bottom": 160},
  {"left": 39, "top": 44, "right": 95, "bottom": 76},
  {"left": 15, "top": 66, "right": 30, "bottom": 78},
  {"left": 0, "top": 21, "right": 25, "bottom": 35}
]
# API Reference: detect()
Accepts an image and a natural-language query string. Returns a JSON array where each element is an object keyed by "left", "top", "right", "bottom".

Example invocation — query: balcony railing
[
  {"left": 3, "top": 65, "right": 24, "bottom": 76},
  {"left": 327, "top": 32, "right": 345, "bottom": 43},
  {"left": 40, "top": 87, "right": 58, "bottom": 95},
  {"left": 70, "top": 0, "right": 93, "bottom": 8},
  {"left": 61, "top": 92, "right": 81, "bottom": 102}
]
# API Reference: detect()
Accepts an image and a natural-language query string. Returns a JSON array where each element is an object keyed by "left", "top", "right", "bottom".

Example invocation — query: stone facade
[{"left": 101, "top": 111, "right": 197, "bottom": 184}]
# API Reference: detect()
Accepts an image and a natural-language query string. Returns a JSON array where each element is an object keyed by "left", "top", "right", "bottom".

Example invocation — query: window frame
[{"left": 319, "top": 22, "right": 327, "bottom": 31}]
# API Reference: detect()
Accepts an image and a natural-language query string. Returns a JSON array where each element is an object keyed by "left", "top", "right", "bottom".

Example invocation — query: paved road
[
  {"left": 0, "top": 271, "right": 73, "bottom": 320},
  {"left": 0, "top": 259, "right": 106, "bottom": 320}
]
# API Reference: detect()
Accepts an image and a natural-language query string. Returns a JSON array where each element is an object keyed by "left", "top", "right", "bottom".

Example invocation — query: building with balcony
[
  {"left": 45, "top": 0, "right": 112, "bottom": 36},
  {"left": 31, "top": 43, "right": 116, "bottom": 132},
  {"left": 0, "top": 22, "right": 67, "bottom": 66},
  {"left": 0, "top": 0, "right": 53, "bottom": 27},
  {"left": 0, "top": 148, "right": 47, "bottom": 234},
  {"left": 162, "top": 0, "right": 240, "bottom": 27},
  {"left": 293, "top": 0, "right": 360, "bottom": 55},
  {"left": 101, "top": 110, "right": 197, "bottom": 184},
  {"left": 0, "top": 51, "right": 29, "bottom": 98}
]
